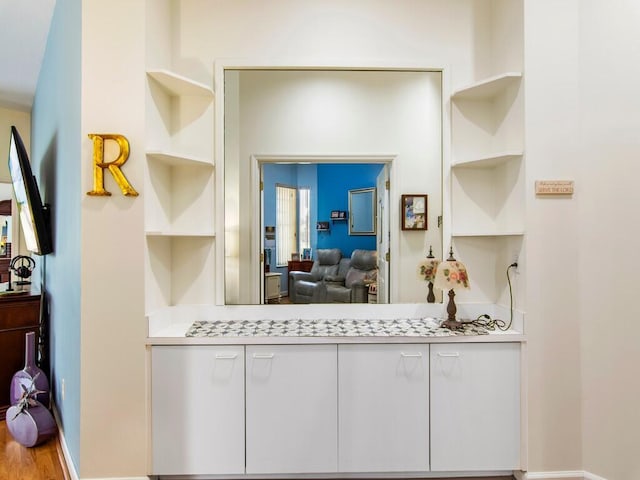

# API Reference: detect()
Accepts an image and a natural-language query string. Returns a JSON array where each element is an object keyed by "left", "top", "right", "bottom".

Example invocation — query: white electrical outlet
[
  {"left": 511, "top": 252, "right": 520, "bottom": 272},
  {"left": 61, "top": 378, "right": 65, "bottom": 402}
]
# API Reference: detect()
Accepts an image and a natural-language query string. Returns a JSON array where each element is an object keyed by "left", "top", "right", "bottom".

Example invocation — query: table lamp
[
  {"left": 417, "top": 246, "right": 440, "bottom": 303},
  {"left": 434, "top": 247, "right": 470, "bottom": 330}
]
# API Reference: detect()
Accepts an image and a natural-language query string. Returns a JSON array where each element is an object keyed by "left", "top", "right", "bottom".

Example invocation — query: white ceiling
[{"left": 0, "top": 0, "right": 56, "bottom": 111}]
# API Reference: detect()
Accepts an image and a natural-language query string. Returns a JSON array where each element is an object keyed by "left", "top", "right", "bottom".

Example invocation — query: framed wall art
[{"left": 401, "top": 194, "right": 428, "bottom": 230}]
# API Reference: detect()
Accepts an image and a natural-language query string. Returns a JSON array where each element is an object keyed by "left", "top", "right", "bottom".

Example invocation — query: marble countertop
[
  {"left": 185, "top": 317, "right": 491, "bottom": 338},
  {"left": 147, "top": 304, "right": 526, "bottom": 345}
]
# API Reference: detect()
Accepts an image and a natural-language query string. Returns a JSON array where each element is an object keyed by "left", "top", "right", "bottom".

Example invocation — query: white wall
[
  {"left": 45, "top": 0, "right": 640, "bottom": 477},
  {"left": 79, "top": 1, "right": 147, "bottom": 477},
  {"left": 227, "top": 70, "right": 442, "bottom": 304},
  {"left": 524, "top": 0, "right": 583, "bottom": 473},
  {"left": 578, "top": 1, "right": 640, "bottom": 479}
]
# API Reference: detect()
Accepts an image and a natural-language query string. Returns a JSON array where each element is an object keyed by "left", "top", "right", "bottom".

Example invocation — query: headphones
[{"left": 10, "top": 255, "right": 36, "bottom": 283}]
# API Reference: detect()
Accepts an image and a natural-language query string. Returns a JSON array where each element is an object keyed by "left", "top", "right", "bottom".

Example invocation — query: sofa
[
  {"left": 289, "top": 249, "right": 377, "bottom": 304},
  {"left": 325, "top": 249, "right": 378, "bottom": 303}
]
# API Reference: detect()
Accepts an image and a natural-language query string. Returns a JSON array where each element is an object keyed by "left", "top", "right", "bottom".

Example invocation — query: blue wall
[
  {"left": 263, "top": 163, "right": 382, "bottom": 292},
  {"left": 317, "top": 164, "right": 382, "bottom": 257},
  {"left": 31, "top": 0, "right": 82, "bottom": 472}
]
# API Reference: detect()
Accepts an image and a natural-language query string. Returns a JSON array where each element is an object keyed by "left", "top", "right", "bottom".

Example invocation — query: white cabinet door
[
  {"left": 338, "top": 344, "right": 430, "bottom": 472},
  {"left": 430, "top": 342, "right": 520, "bottom": 471},
  {"left": 151, "top": 345, "right": 245, "bottom": 475},
  {"left": 246, "top": 345, "right": 338, "bottom": 474}
]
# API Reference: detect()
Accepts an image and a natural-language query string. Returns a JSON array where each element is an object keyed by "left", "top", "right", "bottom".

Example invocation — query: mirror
[
  {"left": 349, "top": 188, "right": 376, "bottom": 236},
  {"left": 224, "top": 68, "right": 443, "bottom": 305}
]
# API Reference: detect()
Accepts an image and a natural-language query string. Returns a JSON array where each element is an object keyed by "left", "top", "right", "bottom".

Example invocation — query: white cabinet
[
  {"left": 264, "top": 272, "right": 281, "bottom": 303},
  {"left": 151, "top": 345, "right": 245, "bottom": 475},
  {"left": 245, "top": 345, "right": 338, "bottom": 474},
  {"left": 338, "top": 344, "right": 429, "bottom": 472},
  {"left": 150, "top": 340, "right": 522, "bottom": 477},
  {"left": 430, "top": 343, "right": 520, "bottom": 471}
]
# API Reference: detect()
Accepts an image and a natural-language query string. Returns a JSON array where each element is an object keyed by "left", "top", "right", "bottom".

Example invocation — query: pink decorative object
[{"left": 10, "top": 332, "right": 49, "bottom": 407}]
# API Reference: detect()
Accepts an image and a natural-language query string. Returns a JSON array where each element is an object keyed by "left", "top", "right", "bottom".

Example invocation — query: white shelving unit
[
  {"left": 450, "top": 71, "right": 524, "bottom": 307},
  {"left": 451, "top": 72, "right": 522, "bottom": 100},
  {"left": 144, "top": 67, "right": 216, "bottom": 313},
  {"left": 450, "top": 69, "right": 524, "bottom": 306}
]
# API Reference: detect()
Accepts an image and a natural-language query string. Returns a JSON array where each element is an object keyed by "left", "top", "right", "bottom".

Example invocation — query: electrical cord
[{"left": 468, "top": 262, "right": 518, "bottom": 331}]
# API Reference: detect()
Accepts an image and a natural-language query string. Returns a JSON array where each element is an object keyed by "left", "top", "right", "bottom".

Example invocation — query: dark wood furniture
[
  {"left": 0, "top": 293, "right": 41, "bottom": 420},
  {"left": 288, "top": 259, "right": 314, "bottom": 272},
  {"left": 0, "top": 258, "right": 9, "bottom": 284}
]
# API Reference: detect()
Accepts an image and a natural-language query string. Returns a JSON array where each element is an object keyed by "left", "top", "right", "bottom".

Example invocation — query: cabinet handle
[
  {"left": 215, "top": 353, "right": 238, "bottom": 359},
  {"left": 437, "top": 352, "right": 460, "bottom": 358},
  {"left": 252, "top": 353, "right": 275, "bottom": 359},
  {"left": 400, "top": 352, "right": 423, "bottom": 358}
]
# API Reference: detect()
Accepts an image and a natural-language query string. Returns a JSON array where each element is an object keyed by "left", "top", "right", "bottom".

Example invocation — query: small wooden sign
[{"left": 535, "top": 180, "right": 574, "bottom": 196}]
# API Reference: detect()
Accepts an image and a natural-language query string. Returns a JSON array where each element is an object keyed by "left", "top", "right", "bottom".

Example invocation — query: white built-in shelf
[
  {"left": 452, "top": 151, "right": 523, "bottom": 169},
  {"left": 452, "top": 72, "right": 522, "bottom": 100},
  {"left": 147, "top": 69, "right": 214, "bottom": 97},
  {"left": 452, "top": 231, "right": 525, "bottom": 238},
  {"left": 146, "top": 150, "right": 213, "bottom": 168},
  {"left": 145, "top": 231, "right": 215, "bottom": 238}
]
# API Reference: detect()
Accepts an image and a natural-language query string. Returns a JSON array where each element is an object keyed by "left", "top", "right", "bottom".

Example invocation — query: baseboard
[
  {"left": 583, "top": 472, "right": 608, "bottom": 480},
  {"left": 52, "top": 405, "right": 80, "bottom": 480},
  {"left": 523, "top": 470, "right": 607, "bottom": 480},
  {"left": 67, "top": 474, "right": 146, "bottom": 480},
  {"left": 525, "top": 472, "right": 583, "bottom": 479}
]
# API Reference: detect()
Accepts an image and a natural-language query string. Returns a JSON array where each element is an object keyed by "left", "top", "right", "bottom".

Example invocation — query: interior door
[
  {"left": 376, "top": 166, "right": 390, "bottom": 303},
  {"left": 259, "top": 165, "right": 265, "bottom": 303}
]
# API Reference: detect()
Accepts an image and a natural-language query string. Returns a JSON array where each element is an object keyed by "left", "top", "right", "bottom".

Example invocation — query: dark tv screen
[{"left": 7, "top": 126, "right": 52, "bottom": 255}]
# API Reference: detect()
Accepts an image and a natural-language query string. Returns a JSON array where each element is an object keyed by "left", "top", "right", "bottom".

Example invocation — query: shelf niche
[{"left": 451, "top": 73, "right": 523, "bottom": 165}]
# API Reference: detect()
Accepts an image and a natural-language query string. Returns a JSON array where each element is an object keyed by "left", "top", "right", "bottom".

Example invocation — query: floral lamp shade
[
  {"left": 433, "top": 247, "right": 470, "bottom": 329},
  {"left": 433, "top": 259, "right": 470, "bottom": 291},
  {"left": 418, "top": 255, "right": 440, "bottom": 303}
]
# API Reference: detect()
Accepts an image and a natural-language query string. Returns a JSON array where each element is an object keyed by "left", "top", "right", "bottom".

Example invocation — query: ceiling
[{"left": 0, "top": 0, "right": 56, "bottom": 111}]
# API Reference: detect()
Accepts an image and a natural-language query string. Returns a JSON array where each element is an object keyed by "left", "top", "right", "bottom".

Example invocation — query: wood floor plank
[{"left": 0, "top": 418, "right": 66, "bottom": 479}]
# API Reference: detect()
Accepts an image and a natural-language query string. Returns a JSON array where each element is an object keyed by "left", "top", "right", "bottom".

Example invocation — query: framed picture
[
  {"left": 302, "top": 248, "right": 312, "bottom": 260},
  {"left": 401, "top": 194, "right": 428, "bottom": 230},
  {"left": 291, "top": 252, "right": 300, "bottom": 261},
  {"left": 265, "top": 225, "right": 276, "bottom": 240}
]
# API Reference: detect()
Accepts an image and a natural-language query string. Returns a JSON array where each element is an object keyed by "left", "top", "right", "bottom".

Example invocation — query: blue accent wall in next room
[
  {"left": 317, "top": 164, "right": 383, "bottom": 258},
  {"left": 262, "top": 163, "right": 383, "bottom": 273}
]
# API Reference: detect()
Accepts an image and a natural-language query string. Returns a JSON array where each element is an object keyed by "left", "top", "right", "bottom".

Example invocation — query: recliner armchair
[
  {"left": 289, "top": 249, "right": 342, "bottom": 303},
  {"left": 325, "top": 249, "right": 378, "bottom": 303}
]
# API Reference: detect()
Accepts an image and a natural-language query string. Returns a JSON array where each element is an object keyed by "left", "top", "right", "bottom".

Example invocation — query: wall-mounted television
[{"left": 7, "top": 126, "right": 52, "bottom": 255}]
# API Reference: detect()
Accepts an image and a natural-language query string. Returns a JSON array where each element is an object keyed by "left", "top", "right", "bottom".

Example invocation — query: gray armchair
[
  {"left": 325, "top": 249, "right": 378, "bottom": 303},
  {"left": 289, "top": 249, "right": 342, "bottom": 303}
]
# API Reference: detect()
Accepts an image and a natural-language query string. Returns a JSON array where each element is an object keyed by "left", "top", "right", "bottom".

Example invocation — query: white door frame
[{"left": 250, "top": 155, "right": 396, "bottom": 305}]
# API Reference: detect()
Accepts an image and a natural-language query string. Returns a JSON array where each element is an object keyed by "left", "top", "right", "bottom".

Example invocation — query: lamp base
[
  {"left": 441, "top": 319, "right": 464, "bottom": 330},
  {"left": 427, "top": 281, "right": 435, "bottom": 303},
  {"left": 442, "top": 289, "right": 463, "bottom": 330}
]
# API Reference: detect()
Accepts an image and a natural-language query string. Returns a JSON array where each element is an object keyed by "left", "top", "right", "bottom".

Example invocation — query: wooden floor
[{"left": 0, "top": 418, "right": 68, "bottom": 480}]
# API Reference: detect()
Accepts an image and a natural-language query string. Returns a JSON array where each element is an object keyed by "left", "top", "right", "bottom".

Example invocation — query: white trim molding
[
  {"left": 522, "top": 470, "right": 608, "bottom": 480},
  {"left": 584, "top": 472, "right": 608, "bottom": 480},
  {"left": 52, "top": 405, "right": 79, "bottom": 480}
]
